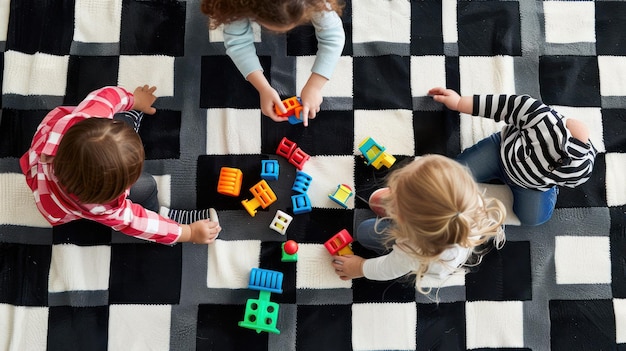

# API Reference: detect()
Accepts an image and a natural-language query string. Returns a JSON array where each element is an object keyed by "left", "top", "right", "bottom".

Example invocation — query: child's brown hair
[
  {"left": 53, "top": 118, "right": 145, "bottom": 204},
  {"left": 200, "top": 0, "right": 344, "bottom": 29}
]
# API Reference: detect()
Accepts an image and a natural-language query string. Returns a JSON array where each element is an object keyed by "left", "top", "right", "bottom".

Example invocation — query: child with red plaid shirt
[{"left": 20, "top": 85, "right": 220, "bottom": 244}]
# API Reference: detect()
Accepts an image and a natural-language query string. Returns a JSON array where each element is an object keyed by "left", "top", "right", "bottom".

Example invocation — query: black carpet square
[
  {"left": 200, "top": 56, "right": 269, "bottom": 109},
  {"left": 416, "top": 302, "right": 465, "bottom": 351},
  {"left": 596, "top": 2, "right": 626, "bottom": 56},
  {"left": 413, "top": 110, "right": 455, "bottom": 156},
  {"left": 296, "top": 304, "right": 352, "bottom": 351},
  {"left": 0, "top": 109, "right": 47, "bottom": 158},
  {"left": 47, "top": 306, "right": 109, "bottom": 351},
  {"left": 465, "top": 241, "right": 532, "bottom": 301},
  {"left": 139, "top": 109, "right": 181, "bottom": 160},
  {"left": 286, "top": 25, "right": 318, "bottom": 57},
  {"left": 354, "top": 56, "right": 412, "bottom": 110},
  {"left": 352, "top": 276, "right": 417, "bottom": 303},
  {"left": 197, "top": 304, "right": 269, "bottom": 351},
  {"left": 411, "top": 1, "right": 444, "bottom": 55},
  {"left": 64, "top": 56, "right": 120, "bottom": 106},
  {"left": 109, "top": 243, "right": 182, "bottom": 304},
  {"left": 556, "top": 154, "right": 606, "bottom": 209},
  {"left": 196, "top": 154, "right": 271, "bottom": 210},
  {"left": 457, "top": 1, "right": 521, "bottom": 56},
  {"left": 602, "top": 109, "right": 626, "bottom": 153},
  {"left": 539, "top": 55, "right": 601, "bottom": 107},
  {"left": 52, "top": 220, "right": 112, "bottom": 246},
  {"left": 0, "top": 243, "right": 51, "bottom": 306},
  {"left": 285, "top": 208, "right": 354, "bottom": 244},
  {"left": 6, "top": 0, "right": 74, "bottom": 55},
  {"left": 610, "top": 206, "right": 626, "bottom": 299},
  {"left": 550, "top": 299, "right": 617, "bottom": 351},
  {"left": 120, "top": 0, "right": 186, "bottom": 56}
]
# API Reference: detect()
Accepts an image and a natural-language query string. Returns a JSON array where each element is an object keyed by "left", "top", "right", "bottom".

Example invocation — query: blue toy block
[
  {"left": 248, "top": 268, "right": 283, "bottom": 293},
  {"left": 291, "top": 171, "right": 312, "bottom": 193},
  {"left": 291, "top": 193, "right": 312, "bottom": 215},
  {"left": 261, "top": 160, "right": 279, "bottom": 181}
]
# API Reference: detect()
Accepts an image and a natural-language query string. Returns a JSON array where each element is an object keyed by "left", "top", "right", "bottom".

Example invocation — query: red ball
[{"left": 283, "top": 240, "right": 298, "bottom": 255}]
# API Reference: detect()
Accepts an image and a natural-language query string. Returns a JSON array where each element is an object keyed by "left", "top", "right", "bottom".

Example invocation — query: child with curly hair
[
  {"left": 20, "top": 85, "right": 221, "bottom": 245},
  {"left": 332, "top": 155, "right": 506, "bottom": 291},
  {"left": 200, "top": 0, "right": 345, "bottom": 126}
]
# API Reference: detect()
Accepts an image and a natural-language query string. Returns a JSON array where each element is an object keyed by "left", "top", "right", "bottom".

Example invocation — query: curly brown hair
[
  {"left": 53, "top": 118, "right": 145, "bottom": 204},
  {"left": 200, "top": 0, "right": 344, "bottom": 29}
]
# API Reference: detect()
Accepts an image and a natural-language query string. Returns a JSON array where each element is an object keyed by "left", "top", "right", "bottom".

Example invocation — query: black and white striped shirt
[{"left": 472, "top": 95, "right": 597, "bottom": 191}]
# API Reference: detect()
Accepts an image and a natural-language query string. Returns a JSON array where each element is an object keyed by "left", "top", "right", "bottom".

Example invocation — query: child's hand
[
  {"left": 132, "top": 85, "right": 158, "bottom": 115},
  {"left": 259, "top": 86, "right": 288, "bottom": 122},
  {"left": 331, "top": 255, "right": 365, "bottom": 280},
  {"left": 188, "top": 219, "right": 221, "bottom": 244},
  {"left": 300, "top": 73, "right": 327, "bottom": 127},
  {"left": 428, "top": 87, "right": 462, "bottom": 111}
]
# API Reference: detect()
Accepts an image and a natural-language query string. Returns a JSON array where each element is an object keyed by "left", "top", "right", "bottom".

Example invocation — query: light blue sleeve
[
  {"left": 223, "top": 19, "right": 264, "bottom": 79},
  {"left": 310, "top": 10, "right": 346, "bottom": 79}
]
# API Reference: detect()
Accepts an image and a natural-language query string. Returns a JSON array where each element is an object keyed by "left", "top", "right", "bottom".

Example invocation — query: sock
[{"left": 166, "top": 208, "right": 213, "bottom": 224}]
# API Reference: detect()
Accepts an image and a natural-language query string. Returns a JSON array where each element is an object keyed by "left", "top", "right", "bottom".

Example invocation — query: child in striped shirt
[{"left": 429, "top": 87, "right": 597, "bottom": 226}]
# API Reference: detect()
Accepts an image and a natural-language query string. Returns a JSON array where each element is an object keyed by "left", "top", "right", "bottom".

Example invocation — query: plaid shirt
[{"left": 19, "top": 87, "right": 181, "bottom": 244}]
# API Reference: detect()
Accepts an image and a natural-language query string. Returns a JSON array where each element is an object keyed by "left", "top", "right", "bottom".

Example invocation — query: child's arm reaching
[
  {"left": 178, "top": 220, "right": 222, "bottom": 244},
  {"left": 428, "top": 87, "right": 473, "bottom": 114},
  {"left": 132, "top": 85, "right": 158, "bottom": 115}
]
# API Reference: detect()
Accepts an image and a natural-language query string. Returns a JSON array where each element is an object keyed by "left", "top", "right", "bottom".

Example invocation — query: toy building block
[
  {"left": 358, "top": 136, "right": 396, "bottom": 170},
  {"left": 269, "top": 210, "right": 293, "bottom": 235},
  {"left": 217, "top": 167, "right": 243, "bottom": 197},
  {"left": 275, "top": 97, "right": 304, "bottom": 125},
  {"left": 328, "top": 184, "right": 353, "bottom": 208},
  {"left": 324, "top": 229, "right": 354, "bottom": 256},
  {"left": 288, "top": 147, "right": 310, "bottom": 170},
  {"left": 291, "top": 193, "right": 312, "bottom": 215},
  {"left": 241, "top": 180, "right": 277, "bottom": 217},
  {"left": 261, "top": 160, "right": 279, "bottom": 181},
  {"left": 276, "top": 137, "right": 297, "bottom": 160},
  {"left": 239, "top": 268, "right": 283, "bottom": 334},
  {"left": 292, "top": 171, "right": 313, "bottom": 194},
  {"left": 281, "top": 240, "right": 299, "bottom": 262},
  {"left": 276, "top": 137, "right": 310, "bottom": 170}
]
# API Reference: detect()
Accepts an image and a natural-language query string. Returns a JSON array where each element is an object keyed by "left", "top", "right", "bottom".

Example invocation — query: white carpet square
[
  {"left": 2, "top": 51, "right": 69, "bottom": 96},
  {"left": 555, "top": 236, "right": 611, "bottom": 284},
  {"left": 295, "top": 244, "right": 351, "bottom": 289},
  {"left": 466, "top": 300, "right": 524, "bottom": 348},
  {"left": 352, "top": 302, "right": 416, "bottom": 351},
  {"left": 206, "top": 108, "right": 262, "bottom": 155},
  {"left": 354, "top": 109, "right": 415, "bottom": 156},
  {"left": 118, "top": 55, "right": 175, "bottom": 97},
  {"left": 108, "top": 304, "right": 171, "bottom": 351},
  {"left": 543, "top": 1, "right": 596, "bottom": 44},
  {"left": 207, "top": 239, "right": 261, "bottom": 289},
  {"left": 48, "top": 244, "right": 111, "bottom": 292}
]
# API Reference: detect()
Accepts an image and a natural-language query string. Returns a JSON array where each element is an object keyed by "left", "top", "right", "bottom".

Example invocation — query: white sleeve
[
  {"left": 362, "top": 244, "right": 471, "bottom": 281},
  {"left": 222, "top": 19, "right": 263, "bottom": 78}
]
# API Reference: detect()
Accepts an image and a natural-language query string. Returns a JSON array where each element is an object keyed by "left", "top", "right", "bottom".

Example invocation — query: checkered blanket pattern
[{"left": 1, "top": 0, "right": 625, "bottom": 350}]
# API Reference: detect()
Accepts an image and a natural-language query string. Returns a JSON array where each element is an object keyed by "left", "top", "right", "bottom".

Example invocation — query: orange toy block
[
  {"left": 217, "top": 167, "right": 243, "bottom": 197},
  {"left": 241, "top": 180, "right": 277, "bottom": 217}
]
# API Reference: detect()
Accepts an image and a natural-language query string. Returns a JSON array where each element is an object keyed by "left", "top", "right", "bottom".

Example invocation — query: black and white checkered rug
[{"left": 1, "top": 1, "right": 625, "bottom": 350}]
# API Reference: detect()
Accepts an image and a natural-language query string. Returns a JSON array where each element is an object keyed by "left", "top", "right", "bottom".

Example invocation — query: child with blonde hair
[
  {"left": 200, "top": 0, "right": 345, "bottom": 126},
  {"left": 20, "top": 85, "right": 221, "bottom": 245},
  {"left": 332, "top": 155, "right": 506, "bottom": 290}
]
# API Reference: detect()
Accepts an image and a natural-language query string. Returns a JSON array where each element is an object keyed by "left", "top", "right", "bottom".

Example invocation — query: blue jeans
[
  {"left": 456, "top": 132, "right": 557, "bottom": 226},
  {"left": 356, "top": 218, "right": 393, "bottom": 255}
]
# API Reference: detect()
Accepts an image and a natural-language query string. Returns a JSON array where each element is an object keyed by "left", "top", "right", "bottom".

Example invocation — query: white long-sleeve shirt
[{"left": 362, "top": 243, "right": 471, "bottom": 281}]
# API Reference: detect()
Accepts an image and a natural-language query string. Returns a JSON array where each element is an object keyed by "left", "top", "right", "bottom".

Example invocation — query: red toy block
[
  {"left": 324, "top": 229, "right": 354, "bottom": 256},
  {"left": 276, "top": 137, "right": 297, "bottom": 159},
  {"left": 289, "top": 148, "right": 310, "bottom": 170}
]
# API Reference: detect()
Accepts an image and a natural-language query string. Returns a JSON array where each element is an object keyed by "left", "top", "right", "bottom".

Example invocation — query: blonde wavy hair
[
  {"left": 200, "top": 0, "right": 344, "bottom": 29},
  {"left": 376, "top": 154, "right": 506, "bottom": 293}
]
